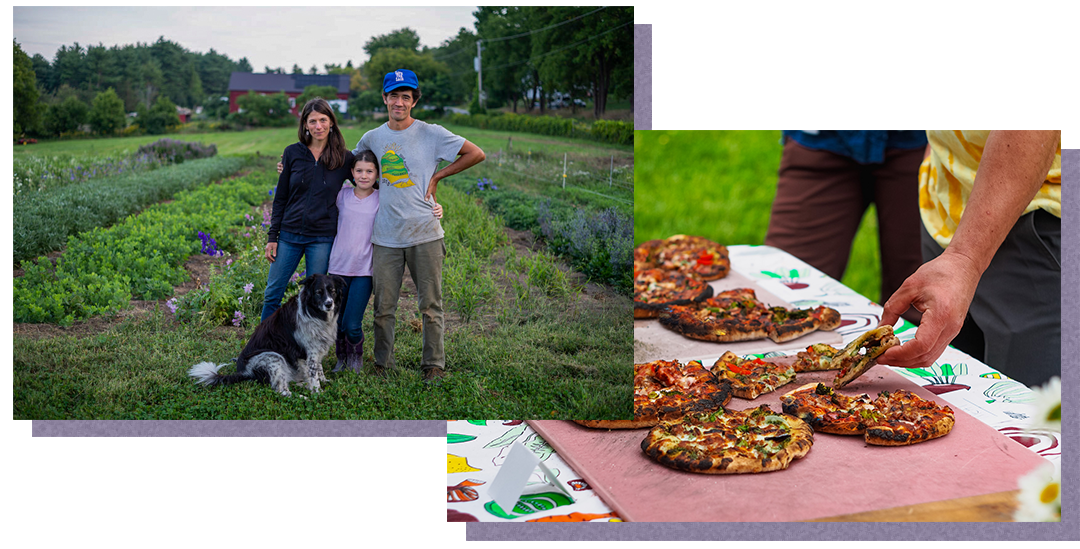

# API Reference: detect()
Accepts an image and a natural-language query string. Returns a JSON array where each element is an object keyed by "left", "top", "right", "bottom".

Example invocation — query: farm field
[{"left": 11, "top": 124, "right": 633, "bottom": 420}]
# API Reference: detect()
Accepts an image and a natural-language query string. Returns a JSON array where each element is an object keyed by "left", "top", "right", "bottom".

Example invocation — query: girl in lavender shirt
[{"left": 330, "top": 150, "right": 442, "bottom": 372}]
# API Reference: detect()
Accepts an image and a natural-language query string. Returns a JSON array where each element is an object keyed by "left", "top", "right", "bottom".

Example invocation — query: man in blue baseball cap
[
  {"left": 384, "top": 68, "right": 418, "bottom": 91},
  {"left": 354, "top": 69, "right": 486, "bottom": 383}
]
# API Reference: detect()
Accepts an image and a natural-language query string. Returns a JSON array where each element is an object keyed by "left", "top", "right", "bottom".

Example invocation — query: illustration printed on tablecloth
[
  {"left": 483, "top": 491, "right": 575, "bottom": 519},
  {"left": 485, "top": 424, "right": 557, "bottom": 475},
  {"left": 448, "top": 479, "right": 486, "bottom": 502},
  {"left": 895, "top": 362, "right": 972, "bottom": 395},
  {"left": 759, "top": 268, "right": 810, "bottom": 290},
  {"left": 447, "top": 453, "right": 481, "bottom": 474},
  {"left": 998, "top": 426, "right": 1061, "bottom": 458},
  {"left": 983, "top": 380, "right": 1035, "bottom": 404},
  {"left": 527, "top": 512, "right": 620, "bottom": 522}
]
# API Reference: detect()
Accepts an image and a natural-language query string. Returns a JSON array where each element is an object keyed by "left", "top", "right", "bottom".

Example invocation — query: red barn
[{"left": 227, "top": 72, "right": 350, "bottom": 116}]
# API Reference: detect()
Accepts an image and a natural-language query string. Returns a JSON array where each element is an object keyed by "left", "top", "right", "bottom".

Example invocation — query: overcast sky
[{"left": 13, "top": 5, "right": 479, "bottom": 72}]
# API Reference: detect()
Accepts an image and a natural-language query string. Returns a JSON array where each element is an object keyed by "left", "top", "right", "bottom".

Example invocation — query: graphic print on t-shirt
[{"left": 381, "top": 148, "right": 415, "bottom": 188}]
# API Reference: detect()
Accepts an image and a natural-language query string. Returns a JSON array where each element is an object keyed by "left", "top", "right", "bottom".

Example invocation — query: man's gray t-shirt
[{"left": 354, "top": 120, "right": 465, "bottom": 248}]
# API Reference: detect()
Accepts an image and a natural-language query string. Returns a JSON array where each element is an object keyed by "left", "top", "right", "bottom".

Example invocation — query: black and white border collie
[{"left": 189, "top": 274, "right": 346, "bottom": 397}]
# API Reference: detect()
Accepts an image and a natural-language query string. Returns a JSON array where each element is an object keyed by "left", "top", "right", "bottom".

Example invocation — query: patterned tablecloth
[{"left": 446, "top": 245, "right": 1061, "bottom": 522}]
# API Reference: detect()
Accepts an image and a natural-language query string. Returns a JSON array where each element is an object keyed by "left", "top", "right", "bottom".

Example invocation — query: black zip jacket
[{"left": 268, "top": 142, "right": 354, "bottom": 243}]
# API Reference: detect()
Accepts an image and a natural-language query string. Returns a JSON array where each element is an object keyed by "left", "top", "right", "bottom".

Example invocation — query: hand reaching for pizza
[{"left": 877, "top": 250, "right": 983, "bottom": 369}]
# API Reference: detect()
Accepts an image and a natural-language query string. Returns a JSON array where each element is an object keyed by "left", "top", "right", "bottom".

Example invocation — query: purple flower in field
[
  {"left": 245, "top": 213, "right": 253, "bottom": 221},
  {"left": 197, "top": 231, "right": 223, "bottom": 256},
  {"left": 243, "top": 283, "right": 254, "bottom": 294},
  {"left": 166, "top": 298, "right": 178, "bottom": 314},
  {"left": 226, "top": 258, "right": 233, "bottom": 267},
  {"left": 244, "top": 232, "right": 251, "bottom": 238},
  {"left": 232, "top": 310, "right": 245, "bottom": 327},
  {"left": 476, "top": 177, "right": 497, "bottom": 191}
]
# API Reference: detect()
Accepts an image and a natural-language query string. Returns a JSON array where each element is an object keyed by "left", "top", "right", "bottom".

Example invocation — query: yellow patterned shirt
[{"left": 918, "top": 130, "right": 1061, "bottom": 248}]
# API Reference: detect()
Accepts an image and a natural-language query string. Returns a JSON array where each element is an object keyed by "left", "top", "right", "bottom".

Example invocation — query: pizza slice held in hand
[
  {"left": 786, "top": 325, "right": 901, "bottom": 387},
  {"left": 832, "top": 325, "right": 901, "bottom": 388}
]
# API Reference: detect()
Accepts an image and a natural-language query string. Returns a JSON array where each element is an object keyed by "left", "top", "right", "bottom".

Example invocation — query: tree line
[{"left": 14, "top": 6, "right": 633, "bottom": 138}]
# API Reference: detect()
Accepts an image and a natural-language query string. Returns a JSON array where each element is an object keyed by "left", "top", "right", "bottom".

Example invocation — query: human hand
[
  {"left": 431, "top": 200, "right": 444, "bottom": 219},
  {"left": 265, "top": 242, "right": 278, "bottom": 263},
  {"left": 276, "top": 155, "right": 283, "bottom": 175},
  {"left": 876, "top": 251, "right": 983, "bottom": 369},
  {"left": 425, "top": 176, "right": 439, "bottom": 203}
]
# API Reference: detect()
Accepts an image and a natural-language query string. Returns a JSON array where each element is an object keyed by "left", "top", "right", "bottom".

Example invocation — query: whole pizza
[
  {"left": 575, "top": 359, "right": 734, "bottom": 429},
  {"left": 636, "top": 235, "right": 731, "bottom": 281},
  {"left": 640, "top": 405, "right": 814, "bottom": 474},
  {"left": 780, "top": 383, "right": 955, "bottom": 445},
  {"left": 659, "top": 287, "right": 841, "bottom": 344},
  {"left": 634, "top": 268, "right": 713, "bottom": 319}
]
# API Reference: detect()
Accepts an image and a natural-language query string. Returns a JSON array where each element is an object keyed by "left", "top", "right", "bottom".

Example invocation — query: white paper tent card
[{"left": 488, "top": 441, "right": 574, "bottom": 515}]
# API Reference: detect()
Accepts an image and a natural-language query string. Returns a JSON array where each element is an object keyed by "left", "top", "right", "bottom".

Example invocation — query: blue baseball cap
[{"left": 383, "top": 69, "right": 419, "bottom": 93}]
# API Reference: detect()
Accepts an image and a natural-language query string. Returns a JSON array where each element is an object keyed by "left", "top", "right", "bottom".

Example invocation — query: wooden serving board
[
  {"left": 634, "top": 269, "right": 844, "bottom": 363},
  {"left": 529, "top": 365, "right": 1049, "bottom": 522}
]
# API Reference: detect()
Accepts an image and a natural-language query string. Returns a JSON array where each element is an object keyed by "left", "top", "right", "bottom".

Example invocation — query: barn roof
[{"left": 227, "top": 73, "right": 350, "bottom": 94}]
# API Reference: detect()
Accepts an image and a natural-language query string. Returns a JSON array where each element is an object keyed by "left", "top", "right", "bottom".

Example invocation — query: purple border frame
[{"left": 634, "top": 24, "right": 651, "bottom": 130}]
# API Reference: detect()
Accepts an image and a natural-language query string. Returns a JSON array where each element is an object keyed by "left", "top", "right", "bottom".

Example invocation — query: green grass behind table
[{"left": 633, "top": 130, "right": 883, "bottom": 303}]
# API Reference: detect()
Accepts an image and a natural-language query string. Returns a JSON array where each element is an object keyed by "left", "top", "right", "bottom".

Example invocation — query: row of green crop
[
  {"left": 442, "top": 112, "right": 633, "bottom": 146},
  {"left": 13, "top": 138, "right": 219, "bottom": 198},
  {"left": 446, "top": 179, "right": 632, "bottom": 294},
  {"left": 14, "top": 163, "right": 272, "bottom": 325},
  {"left": 13, "top": 155, "right": 251, "bottom": 264}
]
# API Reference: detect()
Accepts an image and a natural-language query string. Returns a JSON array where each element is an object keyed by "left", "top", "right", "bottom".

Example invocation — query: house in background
[{"left": 227, "top": 73, "right": 350, "bottom": 116}]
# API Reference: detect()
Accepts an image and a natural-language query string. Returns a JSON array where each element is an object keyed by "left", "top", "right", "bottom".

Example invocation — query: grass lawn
[{"left": 633, "top": 130, "right": 884, "bottom": 303}]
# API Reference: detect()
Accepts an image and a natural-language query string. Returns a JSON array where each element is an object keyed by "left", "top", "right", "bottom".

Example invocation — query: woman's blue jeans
[{"left": 260, "top": 232, "right": 333, "bottom": 322}]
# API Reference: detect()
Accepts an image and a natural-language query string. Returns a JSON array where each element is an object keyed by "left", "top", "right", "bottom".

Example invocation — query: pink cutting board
[
  {"left": 634, "top": 269, "right": 844, "bottom": 363},
  {"left": 529, "top": 365, "right": 1048, "bottom": 522}
]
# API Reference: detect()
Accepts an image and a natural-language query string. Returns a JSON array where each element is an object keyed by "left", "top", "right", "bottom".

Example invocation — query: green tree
[
  {"left": 87, "top": 87, "right": 126, "bottom": 134},
  {"left": 363, "top": 48, "right": 449, "bottom": 101},
  {"left": 44, "top": 95, "right": 90, "bottom": 135},
  {"left": 232, "top": 91, "right": 292, "bottom": 126},
  {"left": 13, "top": 40, "right": 42, "bottom": 135},
  {"left": 140, "top": 95, "right": 179, "bottom": 134},
  {"left": 364, "top": 28, "right": 421, "bottom": 58},
  {"left": 295, "top": 85, "right": 342, "bottom": 111}
]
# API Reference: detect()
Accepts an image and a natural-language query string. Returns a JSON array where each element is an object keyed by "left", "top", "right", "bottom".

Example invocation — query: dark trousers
[
  {"left": 765, "top": 139, "right": 924, "bottom": 306},
  {"left": 922, "top": 210, "right": 1061, "bottom": 387}
]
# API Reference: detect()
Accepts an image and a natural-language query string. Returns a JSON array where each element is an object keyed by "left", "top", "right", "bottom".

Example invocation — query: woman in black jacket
[{"left": 261, "top": 98, "right": 354, "bottom": 322}]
